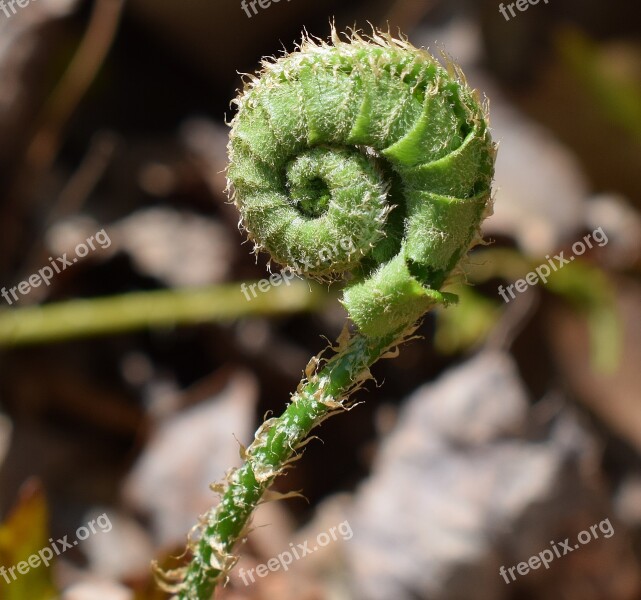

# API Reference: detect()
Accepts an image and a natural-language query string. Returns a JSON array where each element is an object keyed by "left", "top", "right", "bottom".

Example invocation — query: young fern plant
[{"left": 158, "top": 27, "right": 496, "bottom": 599}]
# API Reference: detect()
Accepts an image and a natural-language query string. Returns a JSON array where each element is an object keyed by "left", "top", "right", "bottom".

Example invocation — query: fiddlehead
[
  {"left": 164, "top": 28, "right": 495, "bottom": 600},
  {"left": 228, "top": 29, "right": 495, "bottom": 337}
]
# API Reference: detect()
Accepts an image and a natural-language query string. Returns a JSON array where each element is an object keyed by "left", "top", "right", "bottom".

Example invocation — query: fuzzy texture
[
  {"left": 161, "top": 329, "right": 402, "bottom": 600},
  {"left": 164, "top": 29, "right": 496, "bottom": 600},
  {"left": 228, "top": 29, "right": 496, "bottom": 336}
]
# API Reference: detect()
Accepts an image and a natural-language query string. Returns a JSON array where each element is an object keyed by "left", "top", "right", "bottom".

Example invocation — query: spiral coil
[{"left": 228, "top": 29, "right": 496, "bottom": 337}]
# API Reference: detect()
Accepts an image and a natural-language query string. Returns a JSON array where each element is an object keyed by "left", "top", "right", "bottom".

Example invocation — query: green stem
[
  {"left": 0, "top": 280, "right": 327, "bottom": 347},
  {"left": 173, "top": 329, "right": 399, "bottom": 599},
  {"left": 163, "top": 28, "right": 496, "bottom": 599}
]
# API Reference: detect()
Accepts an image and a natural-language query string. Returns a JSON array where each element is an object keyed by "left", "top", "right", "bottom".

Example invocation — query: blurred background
[{"left": 0, "top": 0, "right": 640, "bottom": 598}]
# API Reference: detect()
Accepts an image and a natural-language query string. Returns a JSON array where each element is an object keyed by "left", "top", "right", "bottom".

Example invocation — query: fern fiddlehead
[{"left": 162, "top": 28, "right": 496, "bottom": 599}]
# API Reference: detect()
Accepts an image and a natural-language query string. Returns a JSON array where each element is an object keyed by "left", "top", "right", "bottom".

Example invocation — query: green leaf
[{"left": 0, "top": 482, "right": 57, "bottom": 600}]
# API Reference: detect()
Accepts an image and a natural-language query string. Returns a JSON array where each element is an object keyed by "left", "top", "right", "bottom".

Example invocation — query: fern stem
[
  {"left": 174, "top": 330, "right": 398, "bottom": 599},
  {"left": 0, "top": 280, "right": 327, "bottom": 347},
  {"left": 164, "top": 26, "right": 496, "bottom": 599}
]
